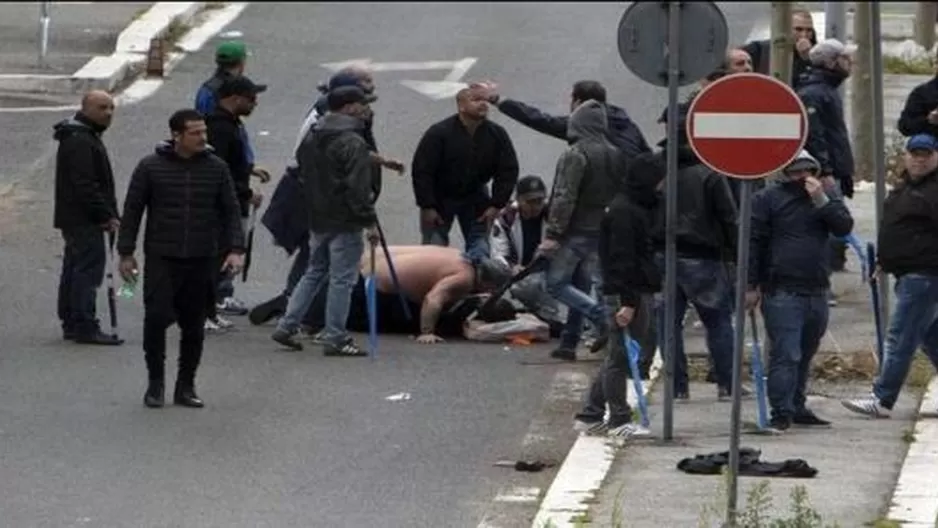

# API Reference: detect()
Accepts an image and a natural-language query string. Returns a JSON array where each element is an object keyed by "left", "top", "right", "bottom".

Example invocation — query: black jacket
[
  {"left": 205, "top": 106, "right": 253, "bottom": 216},
  {"left": 646, "top": 145, "right": 738, "bottom": 261},
  {"left": 600, "top": 161, "right": 664, "bottom": 309},
  {"left": 748, "top": 180, "right": 854, "bottom": 294},
  {"left": 497, "top": 98, "right": 651, "bottom": 162},
  {"left": 52, "top": 114, "right": 119, "bottom": 229},
  {"left": 877, "top": 169, "right": 938, "bottom": 277},
  {"left": 798, "top": 68, "right": 855, "bottom": 197},
  {"left": 117, "top": 142, "right": 244, "bottom": 259},
  {"left": 411, "top": 114, "right": 519, "bottom": 212},
  {"left": 742, "top": 37, "right": 816, "bottom": 90},
  {"left": 897, "top": 76, "right": 938, "bottom": 137},
  {"left": 298, "top": 112, "right": 376, "bottom": 232},
  {"left": 546, "top": 100, "right": 625, "bottom": 240}
]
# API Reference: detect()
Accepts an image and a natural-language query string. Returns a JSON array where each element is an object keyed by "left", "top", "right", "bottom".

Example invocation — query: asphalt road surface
[{"left": 0, "top": 3, "right": 766, "bottom": 527}]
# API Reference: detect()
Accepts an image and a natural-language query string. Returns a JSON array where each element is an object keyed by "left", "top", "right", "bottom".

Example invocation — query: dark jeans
[
  {"left": 206, "top": 253, "right": 228, "bottom": 319},
  {"left": 545, "top": 235, "right": 607, "bottom": 347},
  {"left": 284, "top": 237, "right": 311, "bottom": 298},
  {"left": 57, "top": 226, "right": 106, "bottom": 335},
  {"left": 655, "top": 254, "right": 734, "bottom": 394},
  {"left": 143, "top": 256, "right": 214, "bottom": 384},
  {"left": 761, "top": 291, "right": 829, "bottom": 419},
  {"left": 576, "top": 294, "right": 652, "bottom": 427},
  {"left": 420, "top": 198, "right": 490, "bottom": 261},
  {"left": 874, "top": 274, "right": 938, "bottom": 409}
]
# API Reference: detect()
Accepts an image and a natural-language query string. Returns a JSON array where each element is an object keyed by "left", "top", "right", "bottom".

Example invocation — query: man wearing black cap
[
  {"left": 271, "top": 86, "right": 379, "bottom": 355},
  {"left": 204, "top": 76, "right": 267, "bottom": 330},
  {"left": 490, "top": 175, "right": 561, "bottom": 333}
]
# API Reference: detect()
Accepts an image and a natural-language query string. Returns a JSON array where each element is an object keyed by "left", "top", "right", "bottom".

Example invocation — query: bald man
[
  {"left": 53, "top": 90, "right": 122, "bottom": 345},
  {"left": 300, "top": 245, "right": 514, "bottom": 344}
]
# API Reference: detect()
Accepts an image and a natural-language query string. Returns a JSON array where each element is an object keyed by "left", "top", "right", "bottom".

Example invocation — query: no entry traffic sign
[{"left": 686, "top": 73, "right": 808, "bottom": 179}]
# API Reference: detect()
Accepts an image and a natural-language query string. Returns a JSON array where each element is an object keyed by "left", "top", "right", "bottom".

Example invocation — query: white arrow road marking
[{"left": 318, "top": 57, "right": 479, "bottom": 101}]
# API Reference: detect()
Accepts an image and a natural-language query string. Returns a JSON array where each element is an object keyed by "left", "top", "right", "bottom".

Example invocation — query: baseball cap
[
  {"left": 215, "top": 40, "right": 247, "bottom": 64},
  {"left": 218, "top": 76, "right": 267, "bottom": 98},
  {"left": 516, "top": 175, "right": 547, "bottom": 199},
  {"left": 327, "top": 85, "right": 375, "bottom": 110},
  {"left": 906, "top": 133, "right": 938, "bottom": 152}
]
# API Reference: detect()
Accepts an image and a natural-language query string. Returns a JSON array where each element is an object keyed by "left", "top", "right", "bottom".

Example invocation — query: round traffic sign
[{"left": 685, "top": 73, "right": 808, "bottom": 179}]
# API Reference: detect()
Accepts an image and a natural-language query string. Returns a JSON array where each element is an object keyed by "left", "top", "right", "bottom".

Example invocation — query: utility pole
[
  {"left": 852, "top": 2, "right": 874, "bottom": 183},
  {"left": 770, "top": 2, "right": 793, "bottom": 83},
  {"left": 914, "top": 1, "right": 937, "bottom": 51}
]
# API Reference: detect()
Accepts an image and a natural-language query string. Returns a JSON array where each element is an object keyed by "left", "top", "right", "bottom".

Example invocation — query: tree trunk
[{"left": 852, "top": 2, "right": 874, "bottom": 182}]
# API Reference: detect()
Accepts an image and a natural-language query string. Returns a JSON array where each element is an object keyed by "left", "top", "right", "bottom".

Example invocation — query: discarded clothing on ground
[{"left": 676, "top": 448, "right": 818, "bottom": 478}]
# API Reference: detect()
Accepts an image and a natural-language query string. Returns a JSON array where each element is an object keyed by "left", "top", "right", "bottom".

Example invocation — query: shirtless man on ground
[{"left": 360, "top": 245, "right": 509, "bottom": 344}]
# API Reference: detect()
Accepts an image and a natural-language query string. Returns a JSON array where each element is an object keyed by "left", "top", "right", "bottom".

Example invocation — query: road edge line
[
  {"left": 885, "top": 375, "right": 938, "bottom": 527},
  {"left": 529, "top": 349, "right": 663, "bottom": 528}
]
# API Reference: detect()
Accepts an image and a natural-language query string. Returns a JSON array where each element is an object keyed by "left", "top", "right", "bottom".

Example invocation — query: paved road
[{"left": 0, "top": 3, "right": 766, "bottom": 527}]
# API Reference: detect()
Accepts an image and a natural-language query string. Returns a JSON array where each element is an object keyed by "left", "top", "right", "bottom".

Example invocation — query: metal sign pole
[
  {"left": 725, "top": 180, "right": 753, "bottom": 526},
  {"left": 661, "top": 0, "right": 682, "bottom": 442},
  {"left": 38, "top": 1, "right": 51, "bottom": 68},
  {"left": 870, "top": 0, "right": 890, "bottom": 325},
  {"left": 824, "top": 1, "right": 847, "bottom": 97}
]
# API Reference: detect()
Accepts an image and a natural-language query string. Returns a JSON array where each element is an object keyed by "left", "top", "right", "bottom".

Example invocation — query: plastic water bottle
[{"left": 118, "top": 271, "right": 138, "bottom": 299}]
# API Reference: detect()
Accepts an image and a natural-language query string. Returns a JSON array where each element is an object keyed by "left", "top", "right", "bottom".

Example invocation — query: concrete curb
[
  {"left": 885, "top": 376, "right": 938, "bottom": 527},
  {"left": 0, "top": 2, "right": 205, "bottom": 96}
]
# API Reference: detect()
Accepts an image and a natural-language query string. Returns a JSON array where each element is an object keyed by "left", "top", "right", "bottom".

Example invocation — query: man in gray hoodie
[{"left": 539, "top": 100, "right": 623, "bottom": 360}]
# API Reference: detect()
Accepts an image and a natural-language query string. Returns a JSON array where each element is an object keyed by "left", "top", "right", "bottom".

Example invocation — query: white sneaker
[
  {"left": 841, "top": 394, "right": 890, "bottom": 418},
  {"left": 204, "top": 319, "right": 224, "bottom": 333},
  {"left": 217, "top": 296, "right": 249, "bottom": 316},
  {"left": 608, "top": 423, "right": 653, "bottom": 439},
  {"left": 212, "top": 315, "right": 235, "bottom": 330},
  {"left": 573, "top": 419, "right": 607, "bottom": 435}
]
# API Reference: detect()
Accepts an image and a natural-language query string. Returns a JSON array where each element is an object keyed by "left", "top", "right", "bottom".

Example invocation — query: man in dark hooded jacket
[
  {"left": 741, "top": 7, "right": 817, "bottom": 89},
  {"left": 53, "top": 90, "right": 122, "bottom": 346},
  {"left": 537, "top": 100, "right": 623, "bottom": 361}
]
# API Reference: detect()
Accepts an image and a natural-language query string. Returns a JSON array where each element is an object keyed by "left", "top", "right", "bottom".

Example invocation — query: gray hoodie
[{"left": 545, "top": 100, "right": 624, "bottom": 240}]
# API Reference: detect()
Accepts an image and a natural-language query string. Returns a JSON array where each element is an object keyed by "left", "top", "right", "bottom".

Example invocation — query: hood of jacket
[
  {"left": 52, "top": 113, "right": 106, "bottom": 141},
  {"left": 799, "top": 65, "right": 849, "bottom": 89},
  {"left": 567, "top": 99, "right": 608, "bottom": 143},
  {"left": 778, "top": 149, "right": 820, "bottom": 182},
  {"left": 314, "top": 112, "right": 365, "bottom": 135},
  {"left": 153, "top": 140, "right": 215, "bottom": 160},
  {"left": 606, "top": 104, "right": 637, "bottom": 135},
  {"left": 625, "top": 152, "right": 666, "bottom": 208}
]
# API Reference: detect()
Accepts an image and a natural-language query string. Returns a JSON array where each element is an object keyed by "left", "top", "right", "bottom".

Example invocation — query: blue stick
[
  {"left": 366, "top": 242, "right": 378, "bottom": 359},
  {"left": 375, "top": 220, "right": 413, "bottom": 322},
  {"left": 867, "top": 242, "right": 885, "bottom": 370},
  {"left": 623, "top": 333, "right": 650, "bottom": 428},
  {"left": 748, "top": 311, "right": 770, "bottom": 430},
  {"left": 842, "top": 233, "right": 868, "bottom": 278}
]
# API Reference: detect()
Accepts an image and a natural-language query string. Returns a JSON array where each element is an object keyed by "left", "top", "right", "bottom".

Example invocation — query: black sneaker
[
  {"left": 550, "top": 346, "right": 577, "bottom": 362},
  {"left": 675, "top": 390, "right": 690, "bottom": 402},
  {"left": 272, "top": 329, "right": 303, "bottom": 351},
  {"left": 792, "top": 410, "right": 832, "bottom": 428},
  {"left": 769, "top": 416, "right": 791, "bottom": 431},
  {"left": 323, "top": 339, "right": 367, "bottom": 357}
]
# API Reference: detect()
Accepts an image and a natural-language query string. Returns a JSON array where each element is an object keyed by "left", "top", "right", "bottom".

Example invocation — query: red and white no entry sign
[{"left": 686, "top": 73, "right": 808, "bottom": 180}]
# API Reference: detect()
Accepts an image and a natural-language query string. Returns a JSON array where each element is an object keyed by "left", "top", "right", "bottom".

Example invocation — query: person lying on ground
[{"left": 301, "top": 245, "right": 515, "bottom": 344}]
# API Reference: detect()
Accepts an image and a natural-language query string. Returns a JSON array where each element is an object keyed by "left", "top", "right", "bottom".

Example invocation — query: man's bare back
[{"left": 359, "top": 245, "right": 474, "bottom": 303}]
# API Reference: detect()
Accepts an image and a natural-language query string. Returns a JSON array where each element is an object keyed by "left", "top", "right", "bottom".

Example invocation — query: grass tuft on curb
[{"left": 883, "top": 55, "right": 933, "bottom": 75}]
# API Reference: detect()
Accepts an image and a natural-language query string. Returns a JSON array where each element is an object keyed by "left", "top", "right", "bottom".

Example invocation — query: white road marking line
[
  {"left": 886, "top": 376, "right": 938, "bottom": 527},
  {"left": 530, "top": 350, "right": 663, "bottom": 528},
  {"left": 493, "top": 487, "right": 541, "bottom": 504},
  {"left": 692, "top": 113, "right": 803, "bottom": 140}
]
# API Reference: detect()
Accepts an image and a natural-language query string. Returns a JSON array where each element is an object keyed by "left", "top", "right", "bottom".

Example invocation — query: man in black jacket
[
  {"left": 117, "top": 109, "right": 245, "bottom": 409},
  {"left": 741, "top": 7, "right": 817, "bottom": 88},
  {"left": 204, "top": 76, "right": 266, "bottom": 327},
  {"left": 897, "top": 58, "right": 938, "bottom": 137},
  {"left": 411, "top": 86, "right": 519, "bottom": 260},
  {"left": 573, "top": 158, "right": 662, "bottom": 438},
  {"left": 842, "top": 134, "right": 938, "bottom": 418},
  {"left": 271, "top": 86, "right": 379, "bottom": 356},
  {"left": 649, "top": 112, "right": 739, "bottom": 401},
  {"left": 746, "top": 150, "right": 854, "bottom": 431},
  {"left": 53, "top": 90, "right": 123, "bottom": 346}
]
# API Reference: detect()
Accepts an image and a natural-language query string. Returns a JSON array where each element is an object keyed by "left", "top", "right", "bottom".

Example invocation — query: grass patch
[
  {"left": 696, "top": 473, "right": 841, "bottom": 527},
  {"left": 164, "top": 17, "right": 192, "bottom": 46},
  {"left": 864, "top": 519, "right": 902, "bottom": 528},
  {"left": 883, "top": 55, "right": 933, "bottom": 75},
  {"left": 205, "top": 1, "right": 227, "bottom": 9}
]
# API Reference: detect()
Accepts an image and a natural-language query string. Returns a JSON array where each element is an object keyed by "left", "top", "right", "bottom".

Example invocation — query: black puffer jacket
[
  {"left": 117, "top": 141, "right": 244, "bottom": 258},
  {"left": 878, "top": 168, "right": 938, "bottom": 277},
  {"left": 52, "top": 114, "right": 119, "bottom": 229}
]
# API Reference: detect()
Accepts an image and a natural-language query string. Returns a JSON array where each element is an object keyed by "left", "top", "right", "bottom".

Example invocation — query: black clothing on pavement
[
  {"left": 297, "top": 113, "right": 377, "bottom": 232},
  {"left": 877, "top": 169, "right": 938, "bottom": 277},
  {"left": 411, "top": 114, "right": 519, "bottom": 213},
  {"left": 117, "top": 141, "right": 244, "bottom": 259},
  {"left": 677, "top": 448, "right": 819, "bottom": 478}
]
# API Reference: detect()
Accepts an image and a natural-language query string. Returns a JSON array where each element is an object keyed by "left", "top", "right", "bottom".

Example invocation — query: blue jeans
[
  {"left": 420, "top": 199, "right": 490, "bottom": 262},
  {"left": 57, "top": 226, "right": 106, "bottom": 335},
  {"left": 276, "top": 230, "right": 364, "bottom": 344},
  {"left": 655, "top": 255, "right": 734, "bottom": 394},
  {"left": 874, "top": 274, "right": 938, "bottom": 409},
  {"left": 545, "top": 235, "right": 607, "bottom": 347},
  {"left": 762, "top": 291, "right": 829, "bottom": 419}
]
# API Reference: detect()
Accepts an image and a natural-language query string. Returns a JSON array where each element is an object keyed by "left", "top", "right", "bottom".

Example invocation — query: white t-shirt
[{"left": 288, "top": 105, "right": 321, "bottom": 169}]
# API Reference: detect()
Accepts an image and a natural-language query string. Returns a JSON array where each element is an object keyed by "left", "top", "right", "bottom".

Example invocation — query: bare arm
[{"left": 419, "top": 273, "right": 471, "bottom": 335}]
